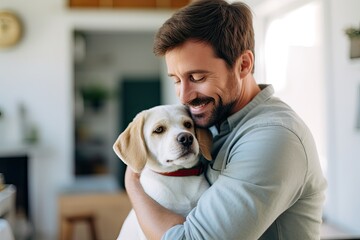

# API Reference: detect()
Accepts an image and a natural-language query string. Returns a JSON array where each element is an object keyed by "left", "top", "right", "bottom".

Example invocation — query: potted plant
[
  {"left": 81, "top": 84, "right": 111, "bottom": 111},
  {"left": 345, "top": 25, "right": 360, "bottom": 59}
]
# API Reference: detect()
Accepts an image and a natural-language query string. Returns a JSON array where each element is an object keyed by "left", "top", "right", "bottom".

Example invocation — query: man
[{"left": 124, "top": 0, "right": 327, "bottom": 239}]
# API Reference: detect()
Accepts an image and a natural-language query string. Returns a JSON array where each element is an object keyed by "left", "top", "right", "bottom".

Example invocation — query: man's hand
[{"left": 124, "top": 167, "right": 186, "bottom": 240}]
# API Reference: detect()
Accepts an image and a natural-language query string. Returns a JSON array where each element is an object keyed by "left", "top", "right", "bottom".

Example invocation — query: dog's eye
[
  {"left": 154, "top": 126, "right": 165, "bottom": 134},
  {"left": 184, "top": 121, "right": 192, "bottom": 129}
]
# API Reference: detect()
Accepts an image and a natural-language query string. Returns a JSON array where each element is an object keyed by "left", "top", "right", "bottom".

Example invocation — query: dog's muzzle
[{"left": 177, "top": 132, "right": 194, "bottom": 147}]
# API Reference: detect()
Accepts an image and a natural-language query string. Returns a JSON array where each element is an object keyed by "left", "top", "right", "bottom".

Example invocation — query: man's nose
[{"left": 178, "top": 81, "right": 195, "bottom": 104}]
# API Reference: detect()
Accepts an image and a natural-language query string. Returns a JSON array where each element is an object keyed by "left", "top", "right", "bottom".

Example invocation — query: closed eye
[{"left": 190, "top": 74, "right": 205, "bottom": 82}]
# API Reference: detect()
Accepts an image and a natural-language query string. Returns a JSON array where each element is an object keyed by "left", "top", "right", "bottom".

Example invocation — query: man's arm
[
  {"left": 125, "top": 168, "right": 185, "bottom": 240},
  {"left": 126, "top": 126, "right": 315, "bottom": 239}
]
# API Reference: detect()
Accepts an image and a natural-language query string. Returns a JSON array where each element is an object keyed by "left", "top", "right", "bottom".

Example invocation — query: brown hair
[{"left": 153, "top": 0, "right": 255, "bottom": 69}]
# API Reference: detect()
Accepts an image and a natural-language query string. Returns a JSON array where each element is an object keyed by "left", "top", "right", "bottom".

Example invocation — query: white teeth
[{"left": 192, "top": 103, "right": 206, "bottom": 109}]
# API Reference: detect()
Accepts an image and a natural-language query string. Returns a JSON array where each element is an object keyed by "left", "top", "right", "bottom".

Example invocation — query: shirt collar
[{"left": 214, "top": 84, "right": 274, "bottom": 135}]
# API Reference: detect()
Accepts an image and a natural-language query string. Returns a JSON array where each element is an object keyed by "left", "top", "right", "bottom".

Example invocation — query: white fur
[{"left": 113, "top": 105, "right": 212, "bottom": 240}]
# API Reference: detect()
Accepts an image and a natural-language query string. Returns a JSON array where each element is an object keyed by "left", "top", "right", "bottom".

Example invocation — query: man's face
[{"left": 165, "top": 40, "right": 241, "bottom": 128}]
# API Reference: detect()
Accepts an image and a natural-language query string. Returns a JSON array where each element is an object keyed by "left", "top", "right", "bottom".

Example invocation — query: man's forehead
[{"left": 165, "top": 42, "right": 218, "bottom": 75}]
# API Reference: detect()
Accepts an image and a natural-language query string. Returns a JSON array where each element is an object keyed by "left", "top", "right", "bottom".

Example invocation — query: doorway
[
  {"left": 116, "top": 78, "right": 162, "bottom": 187},
  {"left": 73, "top": 30, "right": 161, "bottom": 188}
]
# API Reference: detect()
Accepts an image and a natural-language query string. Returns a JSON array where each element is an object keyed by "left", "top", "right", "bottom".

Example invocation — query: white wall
[
  {"left": 325, "top": 0, "right": 360, "bottom": 233},
  {"left": 1, "top": 1, "right": 73, "bottom": 239},
  {"left": 0, "top": 0, "right": 173, "bottom": 239}
]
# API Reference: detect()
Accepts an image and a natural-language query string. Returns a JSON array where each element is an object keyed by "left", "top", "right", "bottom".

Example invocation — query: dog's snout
[{"left": 177, "top": 133, "right": 193, "bottom": 147}]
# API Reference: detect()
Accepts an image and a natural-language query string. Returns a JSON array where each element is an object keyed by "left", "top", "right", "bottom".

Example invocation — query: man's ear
[
  {"left": 113, "top": 111, "right": 148, "bottom": 173},
  {"left": 235, "top": 50, "right": 254, "bottom": 79},
  {"left": 195, "top": 128, "right": 213, "bottom": 161}
]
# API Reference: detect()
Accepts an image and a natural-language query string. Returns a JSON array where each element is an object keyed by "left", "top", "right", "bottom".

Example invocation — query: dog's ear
[
  {"left": 113, "top": 111, "right": 148, "bottom": 173},
  {"left": 195, "top": 128, "right": 213, "bottom": 161}
]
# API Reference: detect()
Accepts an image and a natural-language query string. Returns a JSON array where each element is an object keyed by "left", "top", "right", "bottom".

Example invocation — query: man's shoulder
[{"left": 240, "top": 97, "right": 305, "bottom": 132}]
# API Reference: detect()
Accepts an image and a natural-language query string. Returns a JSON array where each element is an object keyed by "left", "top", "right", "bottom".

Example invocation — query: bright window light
[{"left": 264, "top": 3, "right": 318, "bottom": 92}]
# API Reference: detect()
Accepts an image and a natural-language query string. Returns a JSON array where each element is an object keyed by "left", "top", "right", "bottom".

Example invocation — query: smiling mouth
[
  {"left": 189, "top": 97, "right": 212, "bottom": 107},
  {"left": 191, "top": 102, "right": 207, "bottom": 109},
  {"left": 188, "top": 98, "right": 212, "bottom": 113}
]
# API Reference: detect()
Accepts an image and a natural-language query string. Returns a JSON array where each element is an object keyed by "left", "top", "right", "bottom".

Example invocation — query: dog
[{"left": 113, "top": 104, "right": 212, "bottom": 240}]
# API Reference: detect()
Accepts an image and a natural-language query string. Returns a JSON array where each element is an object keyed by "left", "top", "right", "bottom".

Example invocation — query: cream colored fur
[{"left": 113, "top": 104, "right": 212, "bottom": 240}]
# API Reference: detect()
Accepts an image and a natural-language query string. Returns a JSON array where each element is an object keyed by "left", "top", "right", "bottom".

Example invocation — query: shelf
[{"left": 69, "top": 0, "right": 190, "bottom": 9}]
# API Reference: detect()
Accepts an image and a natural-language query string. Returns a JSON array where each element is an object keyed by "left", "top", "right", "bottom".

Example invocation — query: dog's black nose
[{"left": 177, "top": 133, "right": 193, "bottom": 147}]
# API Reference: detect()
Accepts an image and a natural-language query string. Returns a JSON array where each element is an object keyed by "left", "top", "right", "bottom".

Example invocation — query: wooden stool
[
  {"left": 58, "top": 192, "right": 132, "bottom": 239},
  {"left": 61, "top": 213, "right": 98, "bottom": 240}
]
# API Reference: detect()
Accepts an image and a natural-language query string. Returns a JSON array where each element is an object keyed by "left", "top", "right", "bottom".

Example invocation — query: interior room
[{"left": 0, "top": 0, "right": 359, "bottom": 239}]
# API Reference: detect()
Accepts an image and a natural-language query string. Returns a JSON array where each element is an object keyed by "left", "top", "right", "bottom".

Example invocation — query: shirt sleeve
[{"left": 162, "top": 125, "right": 308, "bottom": 240}]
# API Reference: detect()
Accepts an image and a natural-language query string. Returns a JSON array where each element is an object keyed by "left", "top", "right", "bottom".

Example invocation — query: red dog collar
[{"left": 157, "top": 163, "right": 205, "bottom": 177}]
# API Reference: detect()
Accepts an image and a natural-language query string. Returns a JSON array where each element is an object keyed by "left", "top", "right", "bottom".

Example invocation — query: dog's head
[{"left": 113, "top": 105, "right": 212, "bottom": 173}]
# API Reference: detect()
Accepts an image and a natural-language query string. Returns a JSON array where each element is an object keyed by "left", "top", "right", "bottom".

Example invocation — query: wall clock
[{"left": 0, "top": 11, "right": 22, "bottom": 48}]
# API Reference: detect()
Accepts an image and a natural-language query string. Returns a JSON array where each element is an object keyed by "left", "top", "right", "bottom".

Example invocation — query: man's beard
[{"left": 189, "top": 97, "right": 235, "bottom": 128}]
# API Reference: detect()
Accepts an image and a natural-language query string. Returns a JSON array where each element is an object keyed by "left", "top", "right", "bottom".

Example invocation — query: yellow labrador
[{"left": 113, "top": 104, "right": 212, "bottom": 240}]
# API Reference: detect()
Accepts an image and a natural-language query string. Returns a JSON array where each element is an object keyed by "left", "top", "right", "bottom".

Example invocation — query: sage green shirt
[{"left": 162, "top": 84, "right": 327, "bottom": 240}]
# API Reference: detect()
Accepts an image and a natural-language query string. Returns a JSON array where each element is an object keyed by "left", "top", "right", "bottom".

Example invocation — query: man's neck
[{"left": 232, "top": 76, "right": 261, "bottom": 114}]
